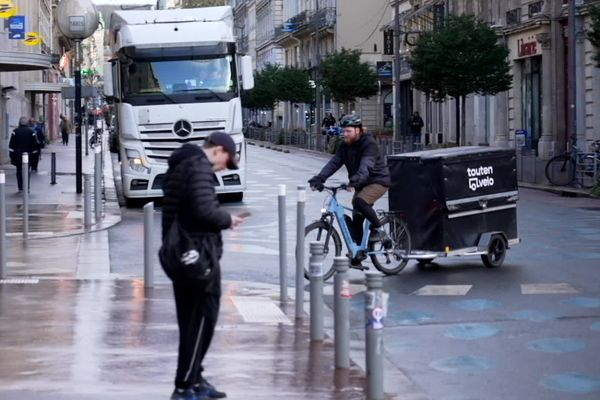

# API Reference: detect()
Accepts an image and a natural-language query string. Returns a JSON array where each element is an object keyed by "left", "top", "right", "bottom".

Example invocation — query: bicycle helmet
[{"left": 339, "top": 114, "right": 363, "bottom": 128}]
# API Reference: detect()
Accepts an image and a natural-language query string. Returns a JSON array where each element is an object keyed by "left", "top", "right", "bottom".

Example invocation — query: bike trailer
[{"left": 387, "top": 146, "right": 520, "bottom": 267}]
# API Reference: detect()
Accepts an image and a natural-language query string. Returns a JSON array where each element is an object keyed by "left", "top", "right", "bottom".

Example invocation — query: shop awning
[
  {"left": 0, "top": 51, "right": 53, "bottom": 72},
  {"left": 23, "top": 82, "right": 72, "bottom": 93}
]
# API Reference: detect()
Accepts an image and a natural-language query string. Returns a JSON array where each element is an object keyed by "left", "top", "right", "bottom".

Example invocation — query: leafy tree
[
  {"left": 242, "top": 64, "right": 279, "bottom": 111},
  {"left": 181, "top": 0, "right": 227, "bottom": 8},
  {"left": 274, "top": 66, "right": 314, "bottom": 104},
  {"left": 589, "top": 6, "right": 600, "bottom": 68},
  {"left": 410, "top": 14, "right": 512, "bottom": 145},
  {"left": 319, "top": 48, "right": 378, "bottom": 112}
]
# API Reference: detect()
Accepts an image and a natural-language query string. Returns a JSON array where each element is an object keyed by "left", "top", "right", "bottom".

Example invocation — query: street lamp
[{"left": 55, "top": 0, "right": 99, "bottom": 194}]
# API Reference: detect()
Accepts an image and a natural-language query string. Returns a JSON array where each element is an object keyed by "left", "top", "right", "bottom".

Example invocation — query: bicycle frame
[{"left": 322, "top": 192, "right": 373, "bottom": 259}]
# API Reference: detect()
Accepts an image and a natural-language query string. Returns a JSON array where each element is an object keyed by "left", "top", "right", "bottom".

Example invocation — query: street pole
[
  {"left": 393, "top": 0, "right": 402, "bottom": 143},
  {"left": 568, "top": 0, "right": 576, "bottom": 147},
  {"left": 0, "top": 171, "right": 6, "bottom": 279},
  {"left": 315, "top": 0, "right": 322, "bottom": 137},
  {"left": 75, "top": 39, "right": 83, "bottom": 194}
]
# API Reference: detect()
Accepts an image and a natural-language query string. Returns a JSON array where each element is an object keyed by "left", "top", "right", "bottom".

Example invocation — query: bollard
[
  {"left": 334, "top": 257, "right": 351, "bottom": 369},
  {"left": 309, "top": 241, "right": 324, "bottom": 342},
  {"left": 278, "top": 184, "right": 287, "bottom": 302},
  {"left": 365, "top": 272, "right": 385, "bottom": 400},
  {"left": 94, "top": 145, "right": 102, "bottom": 222},
  {"left": 84, "top": 121, "right": 89, "bottom": 156},
  {"left": 0, "top": 171, "right": 6, "bottom": 278},
  {"left": 83, "top": 174, "right": 92, "bottom": 228},
  {"left": 22, "top": 153, "right": 29, "bottom": 239},
  {"left": 143, "top": 202, "right": 154, "bottom": 288},
  {"left": 50, "top": 152, "right": 57, "bottom": 185},
  {"left": 295, "top": 185, "right": 306, "bottom": 320}
]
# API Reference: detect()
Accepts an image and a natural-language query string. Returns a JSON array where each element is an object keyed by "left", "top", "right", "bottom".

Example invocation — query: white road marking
[
  {"left": 412, "top": 285, "right": 472, "bottom": 296},
  {"left": 231, "top": 296, "right": 291, "bottom": 325},
  {"left": 224, "top": 243, "right": 278, "bottom": 256},
  {"left": 521, "top": 283, "right": 579, "bottom": 295}
]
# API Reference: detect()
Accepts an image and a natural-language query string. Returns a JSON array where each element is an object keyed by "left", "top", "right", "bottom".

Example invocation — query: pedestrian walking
[
  {"left": 29, "top": 118, "right": 45, "bottom": 172},
  {"left": 408, "top": 111, "right": 424, "bottom": 148},
  {"left": 9, "top": 116, "right": 39, "bottom": 192},
  {"left": 59, "top": 114, "right": 71, "bottom": 146},
  {"left": 160, "top": 132, "right": 245, "bottom": 400}
]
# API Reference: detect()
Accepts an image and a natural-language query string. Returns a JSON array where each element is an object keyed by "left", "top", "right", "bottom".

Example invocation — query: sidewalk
[
  {"left": 0, "top": 278, "right": 368, "bottom": 400},
  {"left": 0, "top": 131, "right": 121, "bottom": 238}
]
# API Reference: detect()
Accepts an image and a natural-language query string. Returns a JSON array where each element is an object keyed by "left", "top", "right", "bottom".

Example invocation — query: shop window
[{"left": 521, "top": 56, "right": 542, "bottom": 153}]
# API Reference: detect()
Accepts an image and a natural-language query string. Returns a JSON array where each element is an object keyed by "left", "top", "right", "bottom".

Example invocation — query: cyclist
[{"left": 308, "top": 114, "right": 391, "bottom": 243}]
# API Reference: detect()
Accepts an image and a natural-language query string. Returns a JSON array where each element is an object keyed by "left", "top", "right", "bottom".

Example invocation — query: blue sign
[
  {"left": 377, "top": 61, "right": 393, "bottom": 78},
  {"left": 9, "top": 15, "right": 25, "bottom": 39}
]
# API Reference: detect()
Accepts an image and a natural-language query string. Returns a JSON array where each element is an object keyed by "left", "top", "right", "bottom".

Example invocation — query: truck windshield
[{"left": 121, "top": 55, "right": 237, "bottom": 104}]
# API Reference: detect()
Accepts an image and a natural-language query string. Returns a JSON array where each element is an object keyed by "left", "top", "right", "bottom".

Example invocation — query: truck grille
[{"left": 139, "top": 121, "right": 226, "bottom": 163}]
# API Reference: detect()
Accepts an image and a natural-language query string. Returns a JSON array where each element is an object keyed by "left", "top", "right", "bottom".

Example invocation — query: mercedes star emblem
[{"left": 173, "top": 120, "right": 193, "bottom": 137}]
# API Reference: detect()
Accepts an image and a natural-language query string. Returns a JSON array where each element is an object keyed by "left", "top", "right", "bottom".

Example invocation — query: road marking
[
  {"left": 521, "top": 283, "right": 579, "bottom": 295},
  {"left": 412, "top": 285, "right": 472, "bottom": 296},
  {"left": 231, "top": 296, "right": 291, "bottom": 325},
  {"left": 0, "top": 279, "right": 39, "bottom": 284},
  {"left": 224, "top": 243, "right": 278, "bottom": 255},
  {"left": 6, "top": 232, "right": 55, "bottom": 237}
]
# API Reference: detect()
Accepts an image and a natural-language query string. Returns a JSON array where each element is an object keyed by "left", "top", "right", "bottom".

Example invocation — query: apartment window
[
  {"left": 506, "top": 8, "right": 521, "bottom": 25},
  {"left": 521, "top": 56, "right": 542, "bottom": 152},
  {"left": 528, "top": 1, "right": 543, "bottom": 18}
]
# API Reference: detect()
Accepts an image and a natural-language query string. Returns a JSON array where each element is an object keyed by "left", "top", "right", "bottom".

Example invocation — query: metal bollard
[
  {"left": 143, "top": 202, "right": 154, "bottom": 288},
  {"left": 83, "top": 174, "right": 92, "bottom": 228},
  {"left": 278, "top": 184, "right": 287, "bottom": 302},
  {"left": 84, "top": 121, "right": 89, "bottom": 156},
  {"left": 0, "top": 171, "right": 6, "bottom": 278},
  {"left": 22, "top": 153, "right": 29, "bottom": 239},
  {"left": 50, "top": 152, "right": 57, "bottom": 185},
  {"left": 365, "top": 272, "right": 385, "bottom": 400},
  {"left": 309, "top": 241, "right": 324, "bottom": 342},
  {"left": 94, "top": 145, "right": 102, "bottom": 222},
  {"left": 334, "top": 257, "right": 351, "bottom": 369},
  {"left": 295, "top": 185, "right": 306, "bottom": 320}
]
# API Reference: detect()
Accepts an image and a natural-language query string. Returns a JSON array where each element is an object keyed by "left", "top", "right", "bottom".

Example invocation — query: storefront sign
[
  {"left": 377, "top": 61, "right": 393, "bottom": 78},
  {"left": 510, "top": 30, "right": 544, "bottom": 59},
  {"left": 517, "top": 39, "right": 539, "bottom": 58},
  {"left": 8, "top": 15, "right": 24, "bottom": 39}
]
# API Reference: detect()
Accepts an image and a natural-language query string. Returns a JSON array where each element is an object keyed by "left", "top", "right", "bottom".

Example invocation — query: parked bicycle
[
  {"left": 545, "top": 138, "right": 600, "bottom": 188},
  {"left": 304, "top": 184, "right": 411, "bottom": 280}
]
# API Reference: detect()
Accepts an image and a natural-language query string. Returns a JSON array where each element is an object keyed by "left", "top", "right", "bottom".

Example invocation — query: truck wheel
[{"left": 481, "top": 236, "right": 507, "bottom": 268}]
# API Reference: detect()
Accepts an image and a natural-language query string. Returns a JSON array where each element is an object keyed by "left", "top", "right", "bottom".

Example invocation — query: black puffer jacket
[
  {"left": 316, "top": 134, "right": 391, "bottom": 190},
  {"left": 161, "top": 144, "right": 232, "bottom": 260}
]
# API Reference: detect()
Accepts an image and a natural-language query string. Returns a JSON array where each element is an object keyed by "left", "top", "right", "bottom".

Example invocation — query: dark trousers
[
  {"left": 14, "top": 161, "right": 30, "bottom": 191},
  {"left": 62, "top": 132, "right": 69, "bottom": 145},
  {"left": 173, "top": 281, "right": 220, "bottom": 389}
]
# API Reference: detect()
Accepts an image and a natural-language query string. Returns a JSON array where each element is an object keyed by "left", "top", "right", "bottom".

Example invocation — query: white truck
[{"left": 103, "top": 6, "right": 253, "bottom": 204}]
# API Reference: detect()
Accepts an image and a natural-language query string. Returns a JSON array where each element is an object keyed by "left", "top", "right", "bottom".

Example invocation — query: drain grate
[{"left": 0, "top": 279, "right": 40, "bottom": 284}]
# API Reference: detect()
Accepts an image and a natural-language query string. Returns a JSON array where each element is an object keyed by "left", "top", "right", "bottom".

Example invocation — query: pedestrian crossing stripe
[
  {"left": 521, "top": 283, "right": 579, "bottom": 295},
  {"left": 0, "top": 279, "right": 39, "bottom": 284},
  {"left": 413, "top": 285, "right": 473, "bottom": 296},
  {"left": 231, "top": 296, "right": 291, "bottom": 325}
]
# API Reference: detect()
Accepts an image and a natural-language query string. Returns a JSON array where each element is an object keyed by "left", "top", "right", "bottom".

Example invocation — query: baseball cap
[{"left": 206, "top": 131, "right": 239, "bottom": 170}]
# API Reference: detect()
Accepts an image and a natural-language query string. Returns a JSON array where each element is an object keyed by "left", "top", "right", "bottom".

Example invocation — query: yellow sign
[
  {"left": 0, "top": 0, "right": 17, "bottom": 18},
  {"left": 24, "top": 31, "right": 42, "bottom": 46}
]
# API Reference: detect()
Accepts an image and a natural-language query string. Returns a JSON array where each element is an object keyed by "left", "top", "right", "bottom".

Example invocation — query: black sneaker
[
  {"left": 369, "top": 228, "right": 384, "bottom": 242},
  {"left": 195, "top": 378, "right": 226, "bottom": 399},
  {"left": 170, "top": 387, "right": 198, "bottom": 400}
]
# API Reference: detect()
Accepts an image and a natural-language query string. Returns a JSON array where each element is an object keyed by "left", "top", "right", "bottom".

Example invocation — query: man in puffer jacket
[{"left": 161, "top": 132, "right": 245, "bottom": 400}]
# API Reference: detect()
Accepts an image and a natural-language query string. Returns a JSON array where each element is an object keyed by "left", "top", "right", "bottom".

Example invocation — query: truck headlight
[{"left": 125, "top": 149, "right": 151, "bottom": 174}]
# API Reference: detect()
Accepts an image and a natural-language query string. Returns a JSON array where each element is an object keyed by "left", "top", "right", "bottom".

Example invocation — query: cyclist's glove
[{"left": 308, "top": 176, "right": 325, "bottom": 192}]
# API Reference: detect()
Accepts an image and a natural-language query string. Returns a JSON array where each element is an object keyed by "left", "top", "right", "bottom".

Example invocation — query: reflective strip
[
  {"left": 184, "top": 316, "right": 205, "bottom": 382},
  {"left": 447, "top": 204, "right": 517, "bottom": 219},
  {"left": 446, "top": 191, "right": 519, "bottom": 207}
]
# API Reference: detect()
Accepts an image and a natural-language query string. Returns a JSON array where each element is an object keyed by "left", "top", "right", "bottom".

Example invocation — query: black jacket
[
  {"left": 316, "top": 134, "right": 391, "bottom": 190},
  {"left": 161, "top": 144, "right": 232, "bottom": 290},
  {"left": 9, "top": 126, "right": 39, "bottom": 165}
]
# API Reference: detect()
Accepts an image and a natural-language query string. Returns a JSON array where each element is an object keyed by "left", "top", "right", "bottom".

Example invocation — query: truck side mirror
[
  {"left": 240, "top": 55, "right": 254, "bottom": 90},
  {"left": 103, "top": 62, "right": 114, "bottom": 98}
]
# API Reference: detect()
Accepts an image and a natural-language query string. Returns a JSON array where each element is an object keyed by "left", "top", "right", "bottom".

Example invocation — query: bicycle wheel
[
  {"left": 303, "top": 221, "right": 343, "bottom": 281},
  {"left": 368, "top": 216, "right": 412, "bottom": 275},
  {"left": 545, "top": 154, "right": 575, "bottom": 186}
]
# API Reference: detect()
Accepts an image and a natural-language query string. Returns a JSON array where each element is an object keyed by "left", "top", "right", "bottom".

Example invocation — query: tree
[
  {"left": 181, "top": 0, "right": 227, "bottom": 8},
  {"left": 242, "top": 64, "right": 279, "bottom": 111},
  {"left": 410, "top": 14, "right": 512, "bottom": 145},
  {"left": 589, "top": 6, "right": 600, "bottom": 68},
  {"left": 274, "top": 66, "right": 314, "bottom": 104},
  {"left": 319, "top": 48, "right": 378, "bottom": 112}
]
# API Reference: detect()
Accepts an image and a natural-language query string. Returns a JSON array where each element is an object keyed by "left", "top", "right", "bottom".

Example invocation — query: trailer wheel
[{"left": 481, "top": 236, "right": 506, "bottom": 268}]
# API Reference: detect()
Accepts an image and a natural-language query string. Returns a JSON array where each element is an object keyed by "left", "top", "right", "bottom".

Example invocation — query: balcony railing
[{"left": 309, "top": 7, "right": 336, "bottom": 30}]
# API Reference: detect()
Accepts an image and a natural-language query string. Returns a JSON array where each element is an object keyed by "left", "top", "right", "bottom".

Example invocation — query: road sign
[{"left": 8, "top": 15, "right": 24, "bottom": 39}]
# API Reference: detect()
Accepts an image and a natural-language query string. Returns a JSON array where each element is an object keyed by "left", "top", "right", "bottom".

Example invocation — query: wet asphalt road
[{"left": 109, "top": 144, "right": 600, "bottom": 399}]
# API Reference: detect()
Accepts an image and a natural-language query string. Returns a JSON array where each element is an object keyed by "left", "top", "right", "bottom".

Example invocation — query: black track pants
[{"left": 173, "top": 282, "right": 220, "bottom": 389}]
